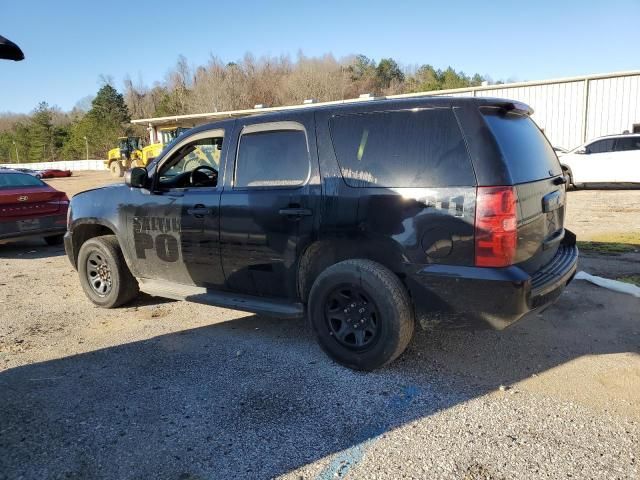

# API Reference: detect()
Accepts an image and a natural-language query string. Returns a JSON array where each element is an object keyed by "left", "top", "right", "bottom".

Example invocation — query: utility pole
[
  {"left": 83, "top": 136, "right": 89, "bottom": 161},
  {"left": 12, "top": 140, "right": 19, "bottom": 163}
]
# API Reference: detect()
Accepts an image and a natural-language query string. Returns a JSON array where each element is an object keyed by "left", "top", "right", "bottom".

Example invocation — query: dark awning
[{"left": 0, "top": 35, "right": 24, "bottom": 61}]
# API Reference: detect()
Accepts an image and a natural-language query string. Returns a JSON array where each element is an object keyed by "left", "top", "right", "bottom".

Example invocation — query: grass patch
[
  {"left": 617, "top": 275, "right": 640, "bottom": 286},
  {"left": 577, "top": 241, "right": 637, "bottom": 254},
  {"left": 587, "top": 232, "right": 640, "bottom": 245},
  {"left": 577, "top": 231, "right": 640, "bottom": 255}
]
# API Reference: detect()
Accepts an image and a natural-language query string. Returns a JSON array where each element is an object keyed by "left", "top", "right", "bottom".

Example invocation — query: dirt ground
[{"left": 0, "top": 171, "right": 638, "bottom": 479}]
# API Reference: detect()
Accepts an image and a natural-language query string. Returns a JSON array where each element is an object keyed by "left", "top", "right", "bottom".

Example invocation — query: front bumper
[{"left": 407, "top": 234, "right": 579, "bottom": 330}]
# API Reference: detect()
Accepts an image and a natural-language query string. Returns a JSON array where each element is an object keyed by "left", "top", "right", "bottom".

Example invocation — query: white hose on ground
[{"left": 575, "top": 271, "right": 640, "bottom": 299}]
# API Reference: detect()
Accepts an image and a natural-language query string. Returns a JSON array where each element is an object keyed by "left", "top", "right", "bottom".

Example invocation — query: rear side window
[
  {"left": 0, "top": 173, "right": 46, "bottom": 189},
  {"left": 586, "top": 139, "right": 614, "bottom": 154},
  {"left": 235, "top": 130, "right": 310, "bottom": 188},
  {"left": 614, "top": 137, "right": 640, "bottom": 152},
  {"left": 481, "top": 108, "right": 562, "bottom": 183},
  {"left": 329, "top": 109, "right": 475, "bottom": 188}
]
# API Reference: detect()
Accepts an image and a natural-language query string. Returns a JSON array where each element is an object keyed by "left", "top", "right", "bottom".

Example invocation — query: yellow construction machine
[
  {"left": 105, "top": 136, "right": 143, "bottom": 177},
  {"left": 105, "top": 127, "right": 189, "bottom": 177}
]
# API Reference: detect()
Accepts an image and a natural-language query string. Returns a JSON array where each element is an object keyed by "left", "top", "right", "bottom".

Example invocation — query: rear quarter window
[
  {"left": 481, "top": 107, "right": 562, "bottom": 184},
  {"left": 329, "top": 108, "right": 476, "bottom": 188},
  {"left": 0, "top": 172, "right": 46, "bottom": 189}
]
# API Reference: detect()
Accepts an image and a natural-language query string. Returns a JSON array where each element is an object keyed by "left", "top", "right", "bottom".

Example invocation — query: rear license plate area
[{"left": 18, "top": 218, "right": 41, "bottom": 232}]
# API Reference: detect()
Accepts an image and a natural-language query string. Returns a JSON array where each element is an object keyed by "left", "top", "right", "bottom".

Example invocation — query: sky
[{"left": 1, "top": 0, "right": 639, "bottom": 114}]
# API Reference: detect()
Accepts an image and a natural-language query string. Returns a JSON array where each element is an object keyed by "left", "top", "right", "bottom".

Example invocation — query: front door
[
  {"left": 219, "top": 114, "right": 320, "bottom": 299},
  {"left": 125, "top": 128, "right": 228, "bottom": 288}
]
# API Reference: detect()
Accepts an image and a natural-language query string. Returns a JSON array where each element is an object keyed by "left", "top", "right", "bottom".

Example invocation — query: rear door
[
  {"left": 583, "top": 138, "right": 617, "bottom": 183},
  {"left": 481, "top": 108, "right": 567, "bottom": 273},
  {"left": 219, "top": 113, "right": 320, "bottom": 299},
  {"left": 613, "top": 136, "right": 640, "bottom": 182}
]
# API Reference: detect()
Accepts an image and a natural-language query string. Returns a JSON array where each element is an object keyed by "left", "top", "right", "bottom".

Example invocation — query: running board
[{"left": 138, "top": 279, "right": 305, "bottom": 319}]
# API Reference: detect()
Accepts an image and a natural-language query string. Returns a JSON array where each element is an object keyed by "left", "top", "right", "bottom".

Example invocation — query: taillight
[{"left": 475, "top": 186, "right": 518, "bottom": 267}]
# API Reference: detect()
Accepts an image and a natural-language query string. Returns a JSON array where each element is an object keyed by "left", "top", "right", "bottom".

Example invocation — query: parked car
[
  {"left": 38, "top": 169, "right": 72, "bottom": 179},
  {"left": 64, "top": 97, "right": 578, "bottom": 370},
  {"left": 10, "top": 168, "right": 40, "bottom": 177},
  {"left": 559, "top": 134, "right": 640, "bottom": 187},
  {"left": 553, "top": 146, "right": 568, "bottom": 155},
  {"left": 0, "top": 169, "right": 69, "bottom": 245}
]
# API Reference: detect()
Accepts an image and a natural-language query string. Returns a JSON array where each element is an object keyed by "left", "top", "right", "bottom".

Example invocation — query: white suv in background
[{"left": 559, "top": 134, "right": 640, "bottom": 187}]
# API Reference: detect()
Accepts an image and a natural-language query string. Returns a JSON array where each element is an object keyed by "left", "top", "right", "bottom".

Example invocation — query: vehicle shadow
[
  {"left": 0, "top": 280, "right": 638, "bottom": 479},
  {"left": 0, "top": 239, "right": 65, "bottom": 259}
]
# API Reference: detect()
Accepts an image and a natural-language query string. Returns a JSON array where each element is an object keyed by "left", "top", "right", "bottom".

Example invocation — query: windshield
[{"left": 160, "top": 128, "right": 188, "bottom": 145}]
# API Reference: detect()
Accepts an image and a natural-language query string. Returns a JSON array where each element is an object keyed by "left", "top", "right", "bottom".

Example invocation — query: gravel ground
[{"left": 0, "top": 172, "right": 638, "bottom": 479}]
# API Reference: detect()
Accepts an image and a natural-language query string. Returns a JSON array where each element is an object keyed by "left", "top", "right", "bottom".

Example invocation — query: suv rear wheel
[
  {"left": 308, "top": 259, "right": 414, "bottom": 370},
  {"left": 77, "top": 235, "right": 139, "bottom": 308}
]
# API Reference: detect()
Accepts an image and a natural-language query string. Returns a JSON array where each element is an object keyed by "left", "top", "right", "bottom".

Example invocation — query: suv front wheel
[
  {"left": 77, "top": 235, "right": 139, "bottom": 308},
  {"left": 308, "top": 259, "right": 414, "bottom": 370}
]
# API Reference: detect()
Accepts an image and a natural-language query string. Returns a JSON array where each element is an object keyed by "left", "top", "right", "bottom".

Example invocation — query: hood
[{"left": 72, "top": 182, "right": 127, "bottom": 199}]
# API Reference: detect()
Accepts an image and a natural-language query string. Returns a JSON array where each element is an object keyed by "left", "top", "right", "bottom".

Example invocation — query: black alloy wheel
[{"left": 324, "top": 284, "right": 380, "bottom": 350}]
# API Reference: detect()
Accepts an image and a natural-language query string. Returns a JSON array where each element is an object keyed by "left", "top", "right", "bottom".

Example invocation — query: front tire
[
  {"left": 109, "top": 161, "right": 124, "bottom": 177},
  {"left": 308, "top": 259, "right": 414, "bottom": 371},
  {"left": 77, "top": 235, "right": 139, "bottom": 308}
]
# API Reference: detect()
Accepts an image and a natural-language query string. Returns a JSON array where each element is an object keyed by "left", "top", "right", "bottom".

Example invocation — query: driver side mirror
[
  {"left": 576, "top": 148, "right": 587, "bottom": 155},
  {"left": 125, "top": 167, "right": 148, "bottom": 188}
]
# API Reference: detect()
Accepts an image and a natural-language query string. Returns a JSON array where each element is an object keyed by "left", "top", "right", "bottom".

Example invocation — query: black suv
[{"left": 65, "top": 97, "right": 578, "bottom": 370}]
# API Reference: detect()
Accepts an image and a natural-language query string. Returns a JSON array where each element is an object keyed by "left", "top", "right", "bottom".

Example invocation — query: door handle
[
  {"left": 278, "top": 207, "right": 312, "bottom": 217},
  {"left": 187, "top": 204, "right": 213, "bottom": 216}
]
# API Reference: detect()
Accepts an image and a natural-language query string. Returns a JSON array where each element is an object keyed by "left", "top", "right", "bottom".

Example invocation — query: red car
[
  {"left": 0, "top": 169, "right": 69, "bottom": 245},
  {"left": 37, "top": 169, "right": 72, "bottom": 179}
]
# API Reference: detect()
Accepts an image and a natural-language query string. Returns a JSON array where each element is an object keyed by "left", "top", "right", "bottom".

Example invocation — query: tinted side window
[
  {"left": 235, "top": 130, "right": 310, "bottom": 188},
  {"left": 586, "top": 139, "right": 614, "bottom": 154},
  {"left": 0, "top": 173, "right": 46, "bottom": 189},
  {"left": 614, "top": 137, "right": 640, "bottom": 152},
  {"left": 329, "top": 109, "right": 475, "bottom": 188},
  {"left": 481, "top": 108, "right": 562, "bottom": 183}
]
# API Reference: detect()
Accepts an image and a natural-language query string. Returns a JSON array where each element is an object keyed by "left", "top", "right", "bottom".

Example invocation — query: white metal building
[
  {"left": 132, "top": 70, "right": 640, "bottom": 151},
  {"left": 419, "top": 70, "right": 640, "bottom": 150}
]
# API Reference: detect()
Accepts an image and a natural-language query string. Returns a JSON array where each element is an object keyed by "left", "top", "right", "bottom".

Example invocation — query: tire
[
  {"left": 562, "top": 166, "right": 575, "bottom": 190},
  {"left": 113, "top": 161, "right": 124, "bottom": 177},
  {"left": 44, "top": 234, "right": 64, "bottom": 246},
  {"left": 308, "top": 259, "right": 415, "bottom": 371},
  {"left": 77, "top": 235, "right": 139, "bottom": 308}
]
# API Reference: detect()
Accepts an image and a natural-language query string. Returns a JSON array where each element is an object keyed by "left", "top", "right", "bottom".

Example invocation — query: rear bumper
[
  {"left": 407, "top": 233, "right": 579, "bottom": 330},
  {"left": 0, "top": 214, "right": 67, "bottom": 244}
]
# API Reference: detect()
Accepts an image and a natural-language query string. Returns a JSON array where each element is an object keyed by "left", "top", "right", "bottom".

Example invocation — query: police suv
[{"left": 65, "top": 96, "right": 578, "bottom": 370}]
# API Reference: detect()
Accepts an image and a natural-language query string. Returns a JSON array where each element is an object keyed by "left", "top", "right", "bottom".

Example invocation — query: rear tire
[
  {"left": 562, "top": 166, "right": 575, "bottom": 190},
  {"left": 308, "top": 259, "right": 414, "bottom": 371},
  {"left": 77, "top": 235, "right": 139, "bottom": 308},
  {"left": 113, "top": 161, "right": 124, "bottom": 177},
  {"left": 44, "top": 234, "right": 64, "bottom": 246}
]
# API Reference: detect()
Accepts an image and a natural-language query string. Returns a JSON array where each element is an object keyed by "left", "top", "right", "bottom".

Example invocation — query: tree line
[{"left": 0, "top": 53, "right": 492, "bottom": 162}]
